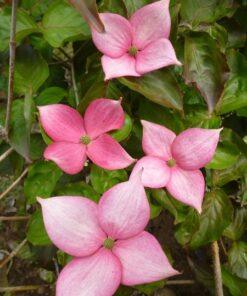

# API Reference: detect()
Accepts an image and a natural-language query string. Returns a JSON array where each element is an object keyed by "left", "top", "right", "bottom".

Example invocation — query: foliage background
[{"left": 0, "top": 0, "right": 246, "bottom": 295}]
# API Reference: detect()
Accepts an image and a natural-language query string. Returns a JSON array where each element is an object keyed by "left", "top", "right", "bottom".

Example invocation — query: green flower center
[
  {"left": 103, "top": 237, "right": 115, "bottom": 250},
  {"left": 167, "top": 158, "right": 176, "bottom": 168},
  {"left": 128, "top": 46, "right": 138, "bottom": 57},
  {"left": 81, "top": 135, "right": 91, "bottom": 145}
]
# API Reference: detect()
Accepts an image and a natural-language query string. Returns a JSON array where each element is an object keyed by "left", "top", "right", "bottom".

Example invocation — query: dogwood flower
[
  {"left": 38, "top": 99, "right": 135, "bottom": 174},
  {"left": 38, "top": 173, "right": 179, "bottom": 296},
  {"left": 91, "top": 0, "right": 181, "bottom": 80},
  {"left": 131, "top": 121, "right": 222, "bottom": 213}
]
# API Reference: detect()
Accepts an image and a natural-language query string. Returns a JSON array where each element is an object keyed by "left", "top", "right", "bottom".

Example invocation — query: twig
[
  {"left": 0, "top": 216, "right": 30, "bottom": 221},
  {"left": 0, "top": 285, "right": 46, "bottom": 292},
  {"left": 0, "top": 147, "right": 14, "bottom": 163},
  {"left": 0, "top": 167, "right": 29, "bottom": 201},
  {"left": 5, "top": 0, "right": 18, "bottom": 140},
  {"left": 71, "top": 61, "right": 79, "bottom": 106},
  {"left": 211, "top": 241, "right": 224, "bottom": 296},
  {"left": 0, "top": 238, "right": 27, "bottom": 269},
  {"left": 166, "top": 280, "right": 195, "bottom": 285}
]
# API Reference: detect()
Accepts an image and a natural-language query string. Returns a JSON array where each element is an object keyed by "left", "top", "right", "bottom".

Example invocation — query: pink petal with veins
[
  {"left": 113, "top": 231, "right": 179, "bottom": 286},
  {"left": 56, "top": 248, "right": 121, "bottom": 296},
  {"left": 84, "top": 98, "right": 124, "bottom": 139},
  {"left": 38, "top": 104, "right": 85, "bottom": 143},
  {"left": 98, "top": 172, "right": 150, "bottom": 240},
  {"left": 38, "top": 197, "right": 106, "bottom": 257},
  {"left": 172, "top": 128, "right": 222, "bottom": 170},
  {"left": 44, "top": 142, "right": 86, "bottom": 175}
]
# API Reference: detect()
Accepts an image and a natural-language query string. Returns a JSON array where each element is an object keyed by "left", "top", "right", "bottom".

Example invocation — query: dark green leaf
[
  {"left": 90, "top": 164, "right": 128, "bottom": 194},
  {"left": 68, "top": 0, "right": 105, "bottom": 32},
  {"left": 228, "top": 242, "right": 247, "bottom": 280},
  {"left": 180, "top": 0, "right": 234, "bottom": 26},
  {"left": 122, "top": 0, "right": 149, "bottom": 17},
  {"left": 223, "top": 208, "right": 247, "bottom": 241},
  {"left": 111, "top": 113, "right": 133, "bottom": 142},
  {"left": 184, "top": 32, "right": 227, "bottom": 112},
  {"left": 0, "top": 7, "right": 39, "bottom": 52},
  {"left": 35, "top": 87, "right": 67, "bottom": 106},
  {"left": 119, "top": 68, "right": 183, "bottom": 111},
  {"left": 206, "top": 141, "right": 240, "bottom": 170},
  {"left": 55, "top": 181, "right": 100, "bottom": 203},
  {"left": 222, "top": 266, "right": 247, "bottom": 296},
  {"left": 9, "top": 100, "right": 30, "bottom": 160},
  {"left": 24, "top": 161, "right": 63, "bottom": 204},
  {"left": 190, "top": 189, "right": 233, "bottom": 248},
  {"left": 135, "top": 280, "right": 165, "bottom": 295},
  {"left": 42, "top": 0, "right": 90, "bottom": 47},
  {"left": 27, "top": 210, "right": 51, "bottom": 246}
]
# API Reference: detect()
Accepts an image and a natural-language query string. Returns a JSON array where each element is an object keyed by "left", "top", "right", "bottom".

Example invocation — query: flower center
[
  {"left": 80, "top": 135, "right": 91, "bottom": 145},
  {"left": 103, "top": 237, "right": 115, "bottom": 250},
  {"left": 128, "top": 46, "right": 138, "bottom": 57},
  {"left": 167, "top": 158, "right": 176, "bottom": 168}
]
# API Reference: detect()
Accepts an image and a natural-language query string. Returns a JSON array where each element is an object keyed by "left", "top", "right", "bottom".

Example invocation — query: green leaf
[
  {"left": 189, "top": 189, "right": 233, "bottom": 248},
  {"left": 29, "top": 134, "right": 46, "bottom": 161},
  {"left": 206, "top": 141, "right": 240, "bottom": 170},
  {"left": 212, "top": 155, "right": 247, "bottom": 186},
  {"left": 228, "top": 242, "right": 247, "bottom": 280},
  {"left": 223, "top": 208, "right": 247, "bottom": 241},
  {"left": 42, "top": 0, "right": 90, "bottom": 47},
  {"left": 15, "top": 45, "right": 49, "bottom": 95},
  {"left": 27, "top": 210, "right": 51, "bottom": 246},
  {"left": 35, "top": 87, "right": 67, "bottom": 106},
  {"left": 24, "top": 161, "right": 63, "bottom": 204},
  {"left": 180, "top": 0, "right": 234, "bottom": 26},
  {"left": 90, "top": 164, "right": 128, "bottom": 194},
  {"left": 55, "top": 181, "right": 100, "bottom": 203},
  {"left": 151, "top": 189, "right": 189, "bottom": 224},
  {"left": 216, "top": 51, "right": 247, "bottom": 114},
  {"left": 119, "top": 68, "right": 183, "bottom": 111},
  {"left": 111, "top": 114, "right": 133, "bottom": 142},
  {"left": 38, "top": 268, "right": 55, "bottom": 284},
  {"left": 135, "top": 280, "right": 165, "bottom": 295},
  {"left": 184, "top": 32, "right": 227, "bottom": 113},
  {"left": 222, "top": 266, "right": 247, "bottom": 296},
  {"left": 68, "top": 0, "right": 105, "bottom": 32},
  {"left": 122, "top": 0, "right": 149, "bottom": 17},
  {"left": 0, "top": 7, "right": 39, "bottom": 52},
  {"left": 9, "top": 100, "right": 30, "bottom": 160}
]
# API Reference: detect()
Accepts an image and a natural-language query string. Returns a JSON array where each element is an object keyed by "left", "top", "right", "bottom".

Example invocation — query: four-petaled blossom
[
  {"left": 91, "top": 0, "right": 181, "bottom": 80},
  {"left": 131, "top": 121, "right": 222, "bottom": 213},
  {"left": 38, "top": 173, "right": 179, "bottom": 296},
  {"left": 38, "top": 98, "right": 135, "bottom": 174}
]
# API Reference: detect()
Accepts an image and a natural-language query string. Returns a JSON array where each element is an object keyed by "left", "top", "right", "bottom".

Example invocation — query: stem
[
  {"left": 0, "top": 238, "right": 27, "bottom": 269},
  {"left": 0, "top": 285, "right": 46, "bottom": 292},
  {"left": 71, "top": 61, "right": 79, "bottom": 106},
  {"left": 5, "top": 0, "right": 18, "bottom": 139},
  {"left": 211, "top": 241, "right": 224, "bottom": 296},
  {"left": 0, "top": 216, "right": 30, "bottom": 221},
  {"left": 0, "top": 147, "right": 14, "bottom": 163},
  {"left": 166, "top": 280, "right": 195, "bottom": 285},
  {"left": 0, "top": 168, "right": 29, "bottom": 201}
]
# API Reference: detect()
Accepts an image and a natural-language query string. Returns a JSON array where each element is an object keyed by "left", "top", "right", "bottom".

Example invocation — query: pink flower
[
  {"left": 38, "top": 173, "right": 179, "bottom": 296},
  {"left": 91, "top": 0, "right": 181, "bottom": 80},
  {"left": 38, "top": 99, "right": 135, "bottom": 174},
  {"left": 131, "top": 121, "right": 222, "bottom": 213}
]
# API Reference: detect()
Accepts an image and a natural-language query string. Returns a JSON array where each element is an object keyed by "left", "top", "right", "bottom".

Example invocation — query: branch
[
  {"left": 0, "top": 216, "right": 30, "bottom": 221},
  {"left": 5, "top": 0, "right": 18, "bottom": 140},
  {"left": 211, "top": 241, "right": 224, "bottom": 296},
  {"left": 0, "top": 147, "right": 14, "bottom": 163},
  {"left": 70, "top": 61, "right": 79, "bottom": 106},
  {"left": 0, "top": 167, "right": 29, "bottom": 201},
  {"left": 0, "top": 238, "right": 27, "bottom": 269},
  {"left": 0, "top": 285, "right": 47, "bottom": 292}
]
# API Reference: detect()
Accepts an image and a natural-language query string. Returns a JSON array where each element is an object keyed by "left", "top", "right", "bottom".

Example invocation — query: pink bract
[
  {"left": 131, "top": 120, "right": 222, "bottom": 213},
  {"left": 38, "top": 99, "right": 135, "bottom": 174},
  {"left": 91, "top": 0, "right": 181, "bottom": 80},
  {"left": 38, "top": 173, "right": 179, "bottom": 296}
]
